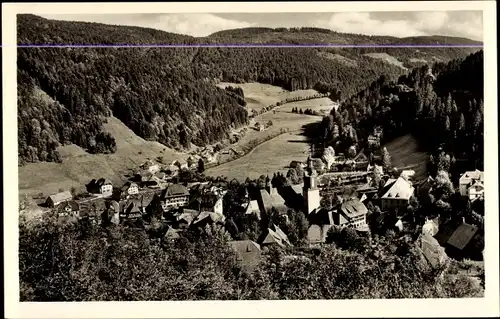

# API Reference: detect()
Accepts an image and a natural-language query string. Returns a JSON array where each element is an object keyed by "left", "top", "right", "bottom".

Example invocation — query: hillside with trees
[
  {"left": 17, "top": 14, "right": 481, "bottom": 165},
  {"left": 19, "top": 212, "right": 483, "bottom": 301},
  {"left": 319, "top": 50, "right": 484, "bottom": 174}
]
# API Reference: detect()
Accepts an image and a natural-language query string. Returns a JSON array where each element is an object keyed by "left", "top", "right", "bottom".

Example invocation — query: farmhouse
[
  {"left": 254, "top": 122, "right": 265, "bottom": 131},
  {"left": 459, "top": 170, "right": 484, "bottom": 197},
  {"left": 121, "top": 200, "right": 144, "bottom": 220},
  {"left": 45, "top": 191, "right": 73, "bottom": 208},
  {"left": 380, "top": 177, "right": 415, "bottom": 211},
  {"left": 57, "top": 200, "right": 80, "bottom": 217},
  {"left": 121, "top": 182, "right": 139, "bottom": 196},
  {"left": 230, "top": 240, "right": 262, "bottom": 272},
  {"left": 87, "top": 178, "right": 113, "bottom": 196},
  {"left": 164, "top": 226, "right": 180, "bottom": 241}
]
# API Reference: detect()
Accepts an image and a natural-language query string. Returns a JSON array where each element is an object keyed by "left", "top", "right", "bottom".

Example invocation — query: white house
[
  {"left": 459, "top": 170, "right": 484, "bottom": 198},
  {"left": 380, "top": 177, "right": 415, "bottom": 211}
]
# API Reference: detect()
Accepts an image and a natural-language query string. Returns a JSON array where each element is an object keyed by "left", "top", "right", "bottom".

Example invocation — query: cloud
[
  {"left": 317, "top": 11, "right": 482, "bottom": 40},
  {"left": 39, "top": 13, "right": 254, "bottom": 37},
  {"left": 39, "top": 11, "right": 483, "bottom": 40}
]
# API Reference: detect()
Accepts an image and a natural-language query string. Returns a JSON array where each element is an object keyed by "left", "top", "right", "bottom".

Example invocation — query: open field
[
  {"left": 18, "top": 116, "right": 188, "bottom": 197},
  {"left": 206, "top": 83, "right": 326, "bottom": 178},
  {"left": 216, "top": 82, "right": 321, "bottom": 112},
  {"left": 206, "top": 130, "right": 312, "bottom": 181},
  {"left": 383, "top": 134, "right": 429, "bottom": 181},
  {"left": 363, "top": 53, "right": 408, "bottom": 70},
  {"left": 276, "top": 97, "right": 338, "bottom": 115}
]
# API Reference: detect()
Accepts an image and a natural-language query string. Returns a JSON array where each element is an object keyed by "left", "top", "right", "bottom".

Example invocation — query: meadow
[
  {"left": 383, "top": 134, "right": 429, "bottom": 181},
  {"left": 206, "top": 83, "right": 328, "bottom": 180},
  {"left": 18, "top": 117, "right": 189, "bottom": 197}
]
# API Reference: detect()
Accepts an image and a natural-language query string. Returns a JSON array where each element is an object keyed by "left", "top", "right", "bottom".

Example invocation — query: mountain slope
[
  {"left": 17, "top": 15, "right": 482, "bottom": 165},
  {"left": 319, "top": 50, "right": 484, "bottom": 171}
]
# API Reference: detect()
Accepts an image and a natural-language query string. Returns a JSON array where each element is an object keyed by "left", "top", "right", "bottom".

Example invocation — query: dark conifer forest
[
  {"left": 17, "top": 14, "right": 481, "bottom": 165},
  {"left": 319, "top": 50, "right": 484, "bottom": 171}
]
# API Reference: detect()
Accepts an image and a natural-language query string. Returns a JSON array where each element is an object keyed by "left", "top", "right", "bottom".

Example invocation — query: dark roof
[
  {"left": 58, "top": 200, "right": 80, "bottom": 212},
  {"left": 121, "top": 182, "right": 138, "bottom": 192},
  {"left": 47, "top": 191, "right": 72, "bottom": 203},
  {"left": 162, "top": 184, "right": 189, "bottom": 198},
  {"left": 447, "top": 222, "right": 479, "bottom": 250},
  {"left": 340, "top": 198, "right": 368, "bottom": 219}
]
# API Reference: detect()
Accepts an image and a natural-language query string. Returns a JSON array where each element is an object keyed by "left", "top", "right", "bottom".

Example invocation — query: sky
[{"left": 38, "top": 11, "right": 483, "bottom": 41}]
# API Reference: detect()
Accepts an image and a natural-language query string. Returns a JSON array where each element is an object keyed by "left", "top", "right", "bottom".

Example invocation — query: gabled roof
[
  {"left": 162, "top": 184, "right": 189, "bottom": 198},
  {"left": 468, "top": 181, "right": 484, "bottom": 190},
  {"left": 272, "top": 224, "right": 291, "bottom": 246},
  {"left": 381, "top": 177, "right": 414, "bottom": 200},
  {"left": 230, "top": 240, "right": 261, "bottom": 254},
  {"left": 353, "top": 149, "right": 368, "bottom": 162},
  {"left": 58, "top": 200, "right": 80, "bottom": 212},
  {"left": 177, "top": 209, "right": 200, "bottom": 225},
  {"left": 447, "top": 222, "right": 478, "bottom": 250},
  {"left": 192, "top": 211, "right": 225, "bottom": 225},
  {"left": 261, "top": 228, "right": 285, "bottom": 247},
  {"left": 245, "top": 200, "right": 260, "bottom": 214},
  {"left": 121, "top": 182, "right": 138, "bottom": 192},
  {"left": 47, "top": 191, "right": 73, "bottom": 203},
  {"left": 125, "top": 201, "right": 142, "bottom": 214},
  {"left": 97, "top": 178, "right": 112, "bottom": 186},
  {"left": 164, "top": 227, "right": 180, "bottom": 239},
  {"left": 340, "top": 198, "right": 368, "bottom": 219},
  {"left": 460, "top": 169, "right": 483, "bottom": 181}
]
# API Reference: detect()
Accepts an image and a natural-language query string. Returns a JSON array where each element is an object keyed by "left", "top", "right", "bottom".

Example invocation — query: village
[{"left": 40, "top": 132, "right": 485, "bottom": 272}]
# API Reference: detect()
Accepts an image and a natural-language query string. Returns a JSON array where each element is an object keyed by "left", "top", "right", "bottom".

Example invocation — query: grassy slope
[
  {"left": 18, "top": 116, "right": 188, "bottom": 197},
  {"left": 383, "top": 134, "right": 429, "bottom": 181},
  {"left": 206, "top": 83, "right": 324, "bottom": 180}
]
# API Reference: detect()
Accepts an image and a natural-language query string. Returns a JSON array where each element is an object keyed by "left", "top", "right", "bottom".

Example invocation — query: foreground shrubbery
[{"left": 19, "top": 215, "right": 483, "bottom": 301}]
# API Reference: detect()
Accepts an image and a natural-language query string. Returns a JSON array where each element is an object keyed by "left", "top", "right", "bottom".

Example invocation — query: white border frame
[{"left": 3, "top": 2, "right": 498, "bottom": 318}]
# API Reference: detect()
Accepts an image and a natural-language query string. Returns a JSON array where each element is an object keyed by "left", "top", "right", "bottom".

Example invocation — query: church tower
[
  {"left": 303, "top": 155, "right": 321, "bottom": 214},
  {"left": 266, "top": 175, "right": 278, "bottom": 196}
]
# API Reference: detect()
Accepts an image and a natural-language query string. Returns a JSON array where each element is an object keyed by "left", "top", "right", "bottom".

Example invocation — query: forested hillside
[
  {"left": 320, "top": 50, "right": 484, "bottom": 171},
  {"left": 17, "top": 14, "right": 481, "bottom": 164}
]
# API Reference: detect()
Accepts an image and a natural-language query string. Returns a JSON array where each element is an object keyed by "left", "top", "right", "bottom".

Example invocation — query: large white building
[{"left": 380, "top": 177, "right": 415, "bottom": 211}]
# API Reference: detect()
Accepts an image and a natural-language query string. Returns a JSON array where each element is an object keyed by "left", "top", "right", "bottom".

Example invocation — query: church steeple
[{"left": 303, "top": 147, "right": 320, "bottom": 214}]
